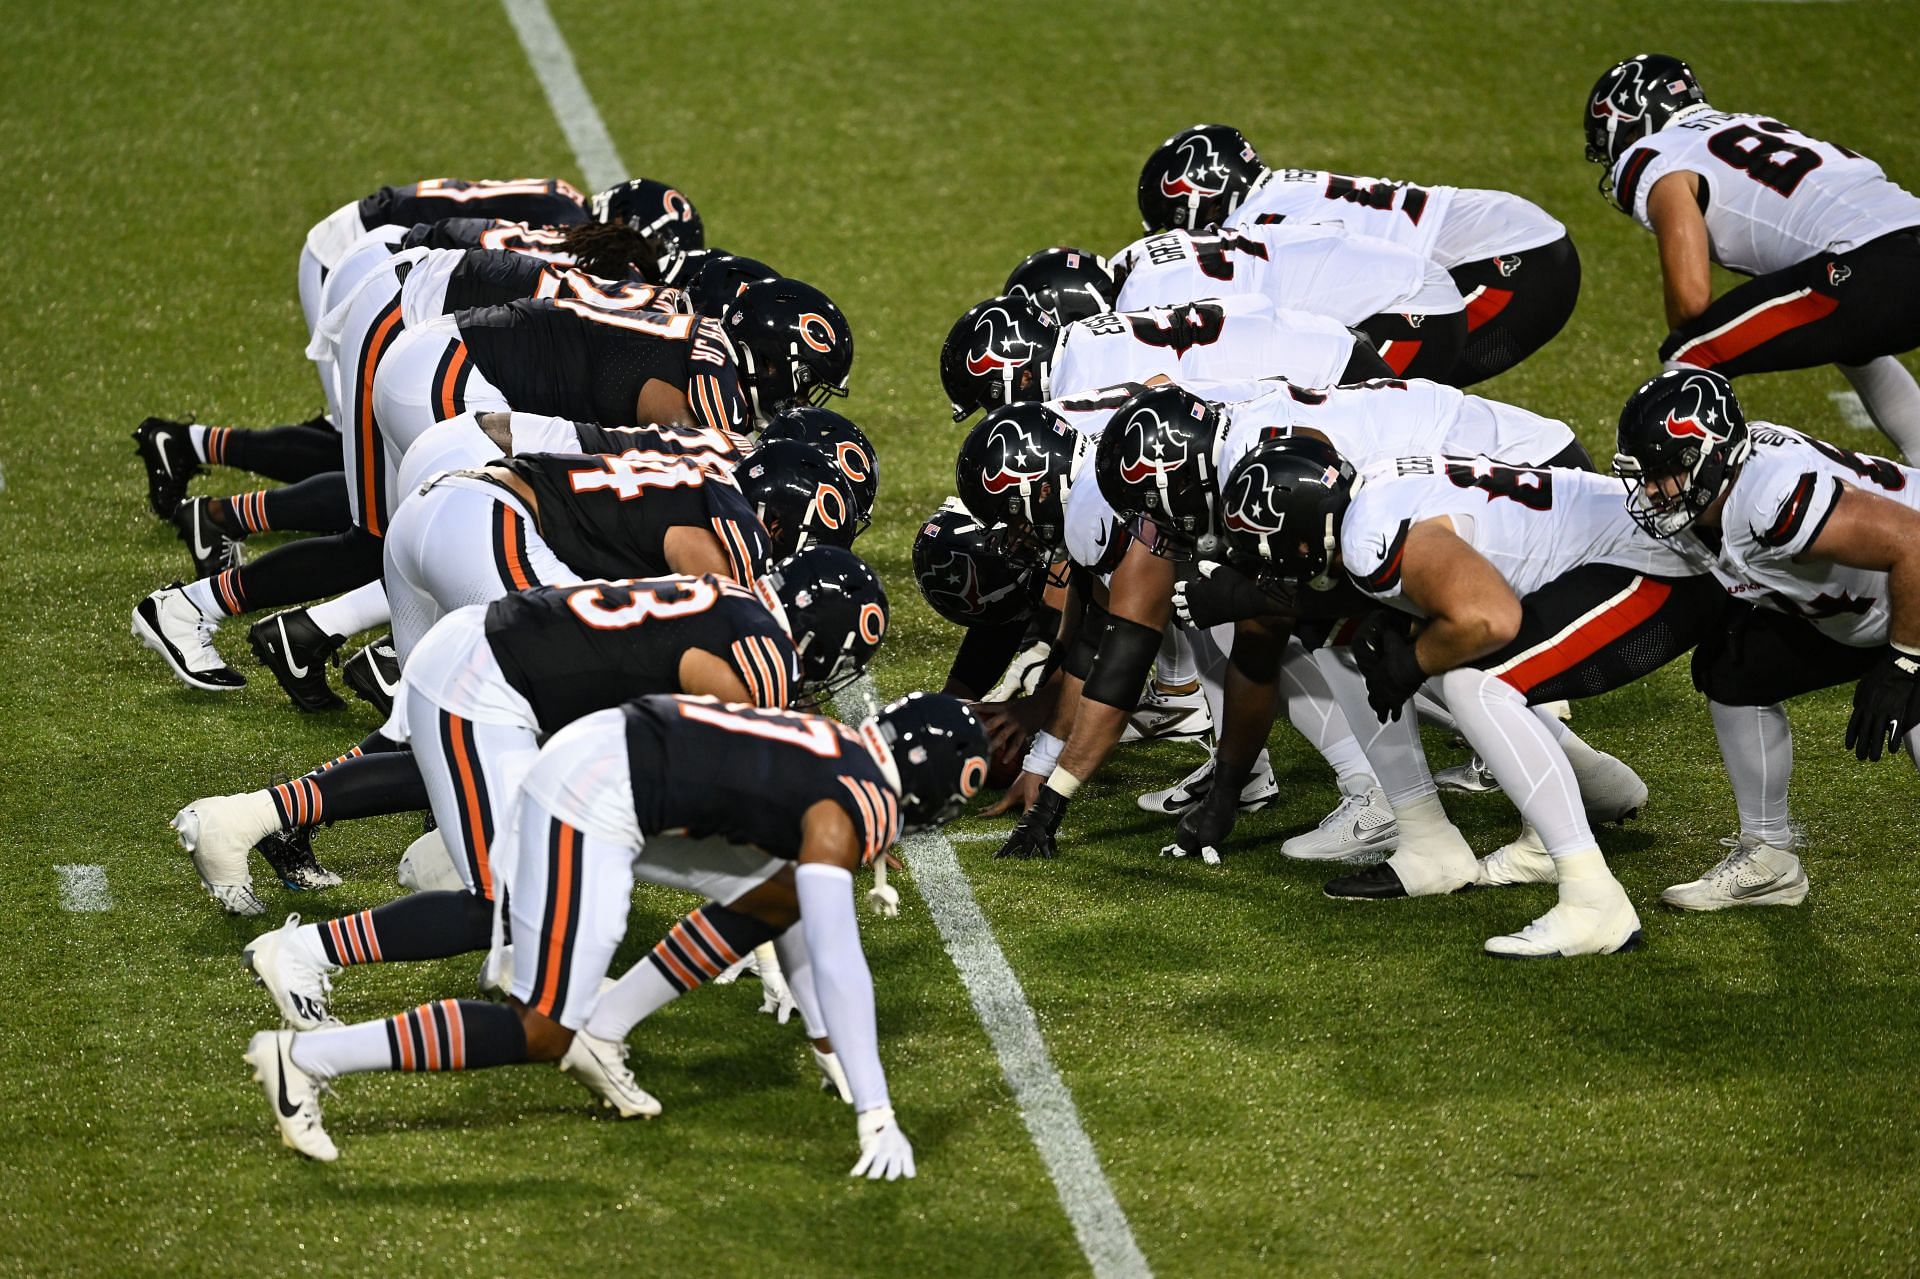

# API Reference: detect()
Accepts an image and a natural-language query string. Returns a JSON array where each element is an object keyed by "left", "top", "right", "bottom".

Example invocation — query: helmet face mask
[
  {"left": 1612, "top": 368, "right": 1750, "bottom": 538},
  {"left": 1583, "top": 54, "right": 1707, "bottom": 193},
  {"left": 939, "top": 294, "right": 1059, "bottom": 421},
  {"left": 1137, "top": 124, "right": 1265, "bottom": 233},
  {"left": 1092, "top": 385, "right": 1225, "bottom": 559}
]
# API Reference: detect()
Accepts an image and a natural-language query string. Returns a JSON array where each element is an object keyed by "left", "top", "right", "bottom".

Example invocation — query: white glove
[
  {"left": 851, "top": 1105, "right": 916, "bottom": 1180},
  {"left": 753, "top": 942, "right": 795, "bottom": 1023},
  {"left": 867, "top": 881, "right": 900, "bottom": 917},
  {"left": 812, "top": 1046, "right": 853, "bottom": 1103},
  {"left": 984, "top": 640, "right": 1052, "bottom": 701}
]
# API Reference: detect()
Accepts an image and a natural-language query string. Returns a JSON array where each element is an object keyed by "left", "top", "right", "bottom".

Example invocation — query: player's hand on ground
[
  {"left": 983, "top": 768, "right": 1044, "bottom": 817},
  {"left": 995, "top": 784, "right": 1066, "bottom": 859},
  {"left": 1163, "top": 779, "right": 1239, "bottom": 865},
  {"left": 1351, "top": 611, "right": 1426, "bottom": 722},
  {"left": 852, "top": 1105, "right": 916, "bottom": 1180},
  {"left": 812, "top": 1046, "right": 853, "bottom": 1103}
]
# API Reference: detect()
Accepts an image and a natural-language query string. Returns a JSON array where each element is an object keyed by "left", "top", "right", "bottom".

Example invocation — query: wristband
[
  {"left": 1893, "top": 640, "right": 1920, "bottom": 659},
  {"left": 1021, "top": 730, "right": 1064, "bottom": 778},
  {"left": 1044, "top": 766, "right": 1083, "bottom": 799}
]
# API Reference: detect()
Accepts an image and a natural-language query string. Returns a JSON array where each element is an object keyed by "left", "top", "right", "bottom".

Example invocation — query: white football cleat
[
  {"left": 559, "top": 1031, "right": 662, "bottom": 1118},
  {"left": 1661, "top": 835, "right": 1809, "bottom": 911},
  {"left": 1486, "top": 852, "right": 1643, "bottom": 958},
  {"left": 1282, "top": 784, "right": 1398, "bottom": 861},
  {"left": 173, "top": 794, "right": 277, "bottom": 916},
  {"left": 132, "top": 583, "right": 244, "bottom": 690},
  {"left": 243, "top": 914, "right": 339, "bottom": 1030},
  {"left": 1573, "top": 750, "right": 1649, "bottom": 825},
  {"left": 245, "top": 1029, "right": 338, "bottom": 1162},
  {"left": 1120, "top": 679, "right": 1212, "bottom": 743},
  {"left": 1435, "top": 755, "right": 1500, "bottom": 794},
  {"left": 1136, "top": 752, "right": 1276, "bottom": 815},
  {"left": 1477, "top": 823, "right": 1558, "bottom": 887}
]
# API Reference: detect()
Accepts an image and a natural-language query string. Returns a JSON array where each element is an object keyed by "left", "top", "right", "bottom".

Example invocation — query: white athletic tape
[
  {"left": 503, "top": 8, "right": 1148, "bottom": 1267},
  {"left": 56, "top": 864, "right": 112, "bottom": 912}
]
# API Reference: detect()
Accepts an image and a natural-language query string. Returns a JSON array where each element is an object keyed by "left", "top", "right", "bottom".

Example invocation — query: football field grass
[{"left": 3, "top": 1, "right": 1918, "bottom": 1274}]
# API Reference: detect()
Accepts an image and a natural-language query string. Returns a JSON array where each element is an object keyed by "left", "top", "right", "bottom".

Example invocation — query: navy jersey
[
  {"left": 455, "top": 300, "right": 744, "bottom": 433},
  {"left": 400, "top": 217, "right": 577, "bottom": 263},
  {"left": 623, "top": 695, "right": 902, "bottom": 865},
  {"left": 443, "top": 250, "right": 685, "bottom": 315},
  {"left": 358, "top": 178, "right": 587, "bottom": 231},
  {"left": 496, "top": 452, "right": 771, "bottom": 587},
  {"left": 485, "top": 575, "right": 799, "bottom": 730},
  {"left": 571, "top": 420, "right": 750, "bottom": 474}
]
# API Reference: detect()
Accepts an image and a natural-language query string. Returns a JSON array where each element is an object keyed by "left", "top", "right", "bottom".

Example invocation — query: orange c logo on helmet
[
  {"left": 798, "top": 312, "right": 836, "bottom": 353},
  {"left": 664, "top": 188, "right": 693, "bottom": 220},
  {"left": 835, "top": 439, "right": 871, "bottom": 483},
  {"left": 960, "top": 755, "right": 988, "bottom": 798},
  {"left": 815, "top": 482, "right": 847, "bottom": 529},
  {"left": 858, "top": 601, "right": 887, "bottom": 645}
]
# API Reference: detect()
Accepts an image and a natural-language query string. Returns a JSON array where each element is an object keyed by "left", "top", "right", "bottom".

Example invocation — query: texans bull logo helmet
[
  {"left": 1613, "top": 368, "right": 1752, "bottom": 537},
  {"left": 939, "top": 293, "right": 1059, "bottom": 421},
  {"left": 912, "top": 502, "right": 1045, "bottom": 628},
  {"left": 954, "top": 402, "right": 1086, "bottom": 558},
  {"left": 1219, "top": 433, "right": 1356, "bottom": 591},
  {"left": 1136, "top": 124, "right": 1265, "bottom": 233},
  {"left": 1092, "top": 384, "right": 1225, "bottom": 558},
  {"left": 1584, "top": 54, "right": 1706, "bottom": 181}
]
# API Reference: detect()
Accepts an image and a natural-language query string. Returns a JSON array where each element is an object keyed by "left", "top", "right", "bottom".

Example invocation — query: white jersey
[
  {"left": 1051, "top": 295, "right": 1357, "bottom": 400},
  {"left": 1612, "top": 111, "right": 1920, "bottom": 276},
  {"left": 1341, "top": 456, "right": 1694, "bottom": 608},
  {"left": 1214, "top": 378, "right": 1577, "bottom": 478},
  {"left": 1674, "top": 423, "right": 1920, "bottom": 646},
  {"left": 1227, "top": 170, "right": 1564, "bottom": 268},
  {"left": 1112, "top": 225, "right": 1462, "bottom": 320}
]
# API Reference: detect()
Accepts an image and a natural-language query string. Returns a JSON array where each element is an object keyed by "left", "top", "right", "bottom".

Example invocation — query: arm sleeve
[{"left": 795, "top": 863, "right": 888, "bottom": 1113}]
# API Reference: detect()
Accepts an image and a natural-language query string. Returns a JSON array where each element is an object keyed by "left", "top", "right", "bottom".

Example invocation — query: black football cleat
[
  {"left": 254, "top": 822, "right": 342, "bottom": 891},
  {"left": 172, "top": 497, "right": 245, "bottom": 579},
  {"left": 133, "top": 416, "right": 200, "bottom": 519},
  {"left": 248, "top": 609, "right": 345, "bottom": 712},
  {"left": 1323, "top": 863, "right": 1412, "bottom": 900},
  {"left": 341, "top": 635, "right": 400, "bottom": 716}
]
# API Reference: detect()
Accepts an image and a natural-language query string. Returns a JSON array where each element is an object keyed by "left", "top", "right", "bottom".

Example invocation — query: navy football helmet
[{"left": 1136, "top": 125, "right": 1265, "bottom": 233}]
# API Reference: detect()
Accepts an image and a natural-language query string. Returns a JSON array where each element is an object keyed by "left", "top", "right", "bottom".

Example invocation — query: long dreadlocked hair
[{"left": 555, "top": 221, "right": 662, "bottom": 281}]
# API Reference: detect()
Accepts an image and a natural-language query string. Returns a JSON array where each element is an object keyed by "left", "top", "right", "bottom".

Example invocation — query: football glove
[
  {"left": 1351, "top": 611, "right": 1425, "bottom": 723},
  {"left": 995, "top": 784, "right": 1068, "bottom": 860},
  {"left": 1847, "top": 642, "right": 1920, "bottom": 762},
  {"left": 812, "top": 1046, "right": 853, "bottom": 1104},
  {"left": 1173, "top": 561, "right": 1295, "bottom": 629},
  {"left": 851, "top": 1105, "right": 916, "bottom": 1180},
  {"left": 754, "top": 943, "right": 796, "bottom": 1024},
  {"left": 1161, "top": 761, "right": 1247, "bottom": 865}
]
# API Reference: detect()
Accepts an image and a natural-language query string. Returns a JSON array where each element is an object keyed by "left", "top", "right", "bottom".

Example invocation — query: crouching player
[{"left": 244, "top": 691, "right": 986, "bottom": 1177}]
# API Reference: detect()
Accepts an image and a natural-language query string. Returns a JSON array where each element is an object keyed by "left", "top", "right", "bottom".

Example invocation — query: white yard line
[
  {"left": 502, "top": 9, "right": 1149, "bottom": 1267},
  {"left": 838, "top": 680, "right": 1151, "bottom": 1278},
  {"left": 56, "top": 864, "right": 112, "bottom": 912}
]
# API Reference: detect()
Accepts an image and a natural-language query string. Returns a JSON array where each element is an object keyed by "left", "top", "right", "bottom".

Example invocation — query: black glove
[
  {"left": 1351, "top": 611, "right": 1426, "bottom": 723},
  {"left": 1162, "top": 760, "right": 1249, "bottom": 865},
  {"left": 1173, "top": 562, "right": 1296, "bottom": 628},
  {"left": 1847, "top": 643, "right": 1920, "bottom": 762},
  {"left": 996, "top": 784, "right": 1068, "bottom": 859}
]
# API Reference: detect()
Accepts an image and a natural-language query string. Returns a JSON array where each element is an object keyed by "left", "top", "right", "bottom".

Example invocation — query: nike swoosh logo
[
  {"left": 274, "top": 1041, "right": 301, "bottom": 1119},
  {"left": 157, "top": 434, "right": 181, "bottom": 479},
  {"left": 278, "top": 622, "right": 311, "bottom": 679},
  {"left": 1730, "top": 875, "right": 1793, "bottom": 899}
]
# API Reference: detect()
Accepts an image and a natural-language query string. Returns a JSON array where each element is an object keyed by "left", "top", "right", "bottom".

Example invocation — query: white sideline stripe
[
  {"left": 840, "top": 679, "right": 1149, "bottom": 1278},
  {"left": 501, "top": 8, "right": 1147, "bottom": 1273},
  {"left": 497, "top": 0, "right": 627, "bottom": 192},
  {"left": 948, "top": 831, "right": 1004, "bottom": 842},
  {"left": 56, "top": 864, "right": 112, "bottom": 912},
  {"left": 1829, "top": 389, "right": 1875, "bottom": 431}
]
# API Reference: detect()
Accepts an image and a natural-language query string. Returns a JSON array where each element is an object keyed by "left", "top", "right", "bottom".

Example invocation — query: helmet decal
[
  {"left": 1661, "top": 374, "right": 1733, "bottom": 443},
  {"left": 959, "top": 756, "right": 988, "bottom": 798},
  {"left": 798, "top": 312, "right": 837, "bottom": 353},
  {"left": 858, "top": 601, "right": 887, "bottom": 645},
  {"left": 1161, "top": 133, "right": 1230, "bottom": 198},
  {"left": 1223, "top": 463, "right": 1286, "bottom": 535},
  {"left": 963, "top": 305, "right": 1039, "bottom": 376},
  {"left": 1116, "top": 408, "right": 1191, "bottom": 485},
  {"left": 663, "top": 188, "right": 694, "bottom": 220},
  {"left": 814, "top": 481, "right": 848, "bottom": 530}
]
